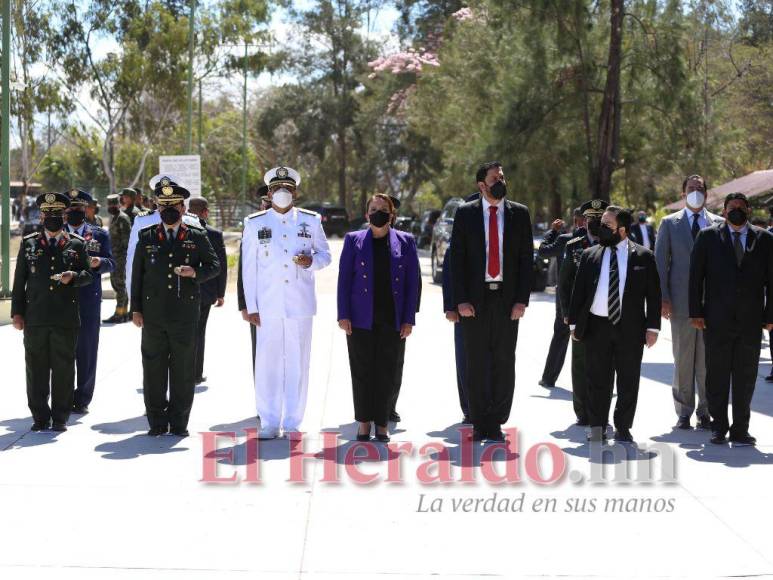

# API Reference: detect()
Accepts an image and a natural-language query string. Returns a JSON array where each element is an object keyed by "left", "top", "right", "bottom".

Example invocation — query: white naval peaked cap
[
  {"left": 264, "top": 166, "right": 301, "bottom": 187},
  {"left": 148, "top": 173, "right": 185, "bottom": 190}
]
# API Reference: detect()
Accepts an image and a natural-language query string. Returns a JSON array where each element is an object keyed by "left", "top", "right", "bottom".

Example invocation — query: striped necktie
[{"left": 608, "top": 247, "right": 621, "bottom": 325}]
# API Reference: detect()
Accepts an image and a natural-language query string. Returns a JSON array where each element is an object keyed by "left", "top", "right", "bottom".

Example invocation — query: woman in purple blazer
[{"left": 337, "top": 194, "right": 420, "bottom": 443}]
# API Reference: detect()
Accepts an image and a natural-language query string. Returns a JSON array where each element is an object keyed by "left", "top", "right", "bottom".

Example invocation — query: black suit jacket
[
  {"left": 450, "top": 198, "right": 533, "bottom": 312},
  {"left": 689, "top": 223, "right": 773, "bottom": 341},
  {"left": 629, "top": 223, "right": 656, "bottom": 249},
  {"left": 569, "top": 239, "right": 661, "bottom": 343},
  {"left": 200, "top": 221, "right": 227, "bottom": 305}
]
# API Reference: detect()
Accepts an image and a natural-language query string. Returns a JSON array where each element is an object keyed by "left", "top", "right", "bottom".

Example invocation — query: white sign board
[{"left": 158, "top": 155, "right": 202, "bottom": 198}]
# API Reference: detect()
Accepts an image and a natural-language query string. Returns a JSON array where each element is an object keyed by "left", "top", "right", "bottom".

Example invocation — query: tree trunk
[
  {"left": 338, "top": 129, "right": 349, "bottom": 215},
  {"left": 594, "top": 0, "right": 624, "bottom": 201}
]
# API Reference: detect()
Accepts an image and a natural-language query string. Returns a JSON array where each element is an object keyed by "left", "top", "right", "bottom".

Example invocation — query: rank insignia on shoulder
[
  {"left": 297, "top": 208, "right": 317, "bottom": 216},
  {"left": 247, "top": 209, "right": 268, "bottom": 219},
  {"left": 23, "top": 232, "right": 39, "bottom": 240}
]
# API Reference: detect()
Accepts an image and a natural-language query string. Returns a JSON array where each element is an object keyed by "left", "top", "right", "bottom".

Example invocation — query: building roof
[{"left": 664, "top": 169, "right": 773, "bottom": 211}]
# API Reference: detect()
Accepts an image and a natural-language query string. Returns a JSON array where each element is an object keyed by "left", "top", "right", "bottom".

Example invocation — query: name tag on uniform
[
  {"left": 258, "top": 227, "right": 272, "bottom": 244},
  {"left": 182, "top": 240, "right": 196, "bottom": 250}
]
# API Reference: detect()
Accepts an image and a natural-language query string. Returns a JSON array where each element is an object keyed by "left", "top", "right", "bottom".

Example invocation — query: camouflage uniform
[{"left": 105, "top": 200, "right": 132, "bottom": 322}]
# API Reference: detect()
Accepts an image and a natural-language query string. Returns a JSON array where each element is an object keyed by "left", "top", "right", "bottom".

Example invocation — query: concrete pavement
[{"left": 1, "top": 239, "right": 773, "bottom": 579}]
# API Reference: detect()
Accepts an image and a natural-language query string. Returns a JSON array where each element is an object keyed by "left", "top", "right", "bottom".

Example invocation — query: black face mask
[
  {"left": 598, "top": 224, "right": 621, "bottom": 247},
  {"left": 43, "top": 216, "right": 64, "bottom": 232},
  {"left": 160, "top": 207, "right": 181, "bottom": 226},
  {"left": 107, "top": 206, "right": 119, "bottom": 216},
  {"left": 638, "top": 216, "right": 647, "bottom": 223},
  {"left": 489, "top": 180, "right": 507, "bottom": 200},
  {"left": 67, "top": 210, "right": 85, "bottom": 227},
  {"left": 573, "top": 226, "right": 588, "bottom": 240},
  {"left": 587, "top": 219, "right": 601, "bottom": 237},
  {"left": 369, "top": 210, "right": 390, "bottom": 228},
  {"left": 727, "top": 208, "right": 747, "bottom": 227}
]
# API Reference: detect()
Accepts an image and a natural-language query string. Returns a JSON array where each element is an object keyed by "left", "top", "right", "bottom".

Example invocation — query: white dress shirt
[
  {"left": 481, "top": 196, "right": 504, "bottom": 282},
  {"left": 683, "top": 207, "right": 709, "bottom": 231},
  {"left": 591, "top": 239, "right": 629, "bottom": 317}
]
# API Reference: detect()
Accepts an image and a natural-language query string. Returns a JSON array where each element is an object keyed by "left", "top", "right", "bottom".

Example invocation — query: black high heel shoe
[
  {"left": 356, "top": 423, "right": 371, "bottom": 441},
  {"left": 374, "top": 426, "right": 390, "bottom": 443}
]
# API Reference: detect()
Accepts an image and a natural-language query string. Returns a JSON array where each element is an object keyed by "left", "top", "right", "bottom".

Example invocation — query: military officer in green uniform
[
  {"left": 130, "top": 177, "right": 220, "bottom": 437},
  {"left": 119, "top": 187, "right": 141, "bottom": 226},
  {"left": 104, "top": 193, "right": 132, "bottom": 323},
  {"left": 11, "top": 192, "right": 93, "bottom": 432},
  {"left": 558, "top": 198, "right": 608, "bottom": 427}
]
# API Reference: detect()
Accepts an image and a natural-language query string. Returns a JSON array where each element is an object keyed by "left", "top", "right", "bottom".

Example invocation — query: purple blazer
[{"left": 337, "top": 228, "right": 420, "bottom": 331}]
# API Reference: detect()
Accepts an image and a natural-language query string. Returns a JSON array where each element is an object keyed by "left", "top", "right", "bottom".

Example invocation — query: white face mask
[
  {"left": 686, "top": 190, "right": 705, "bottom": 209},
  {"left": 272, "top": 188, "right": 293, "bottom": 209}
]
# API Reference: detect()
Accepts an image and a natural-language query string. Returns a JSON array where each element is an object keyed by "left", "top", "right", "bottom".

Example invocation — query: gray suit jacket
[{"left": 654, "top": 208, "right": 724, "bottom": 318}]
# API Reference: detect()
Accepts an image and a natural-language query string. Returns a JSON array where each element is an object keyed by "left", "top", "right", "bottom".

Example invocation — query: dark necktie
[
  {"left": 733, "top": 231, "right": 744, "bottom": 267},
  {"left": 608, "top": 247, "right": 621, "bottom": 325},
  {"left": 691, "top": 213, "right": 700, "bottom": 240},
  {"left": 487, "top": 206, "right": 500, "bottom": 278},
  {"left": 167, "top": 228, "right": 175, "bottom": 244}
]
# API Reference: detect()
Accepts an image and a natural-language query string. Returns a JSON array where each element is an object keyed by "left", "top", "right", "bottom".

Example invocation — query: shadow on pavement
[
  {"left": 532, "top": 385, "right": 573, "bottom": 401},
  {"left": 424, "top": 423, "right": 519, "bottom": 468},
  {"left": 685, "top": 444, "right": 773, "bottom": 466},
  {"left": 91, "top": 415, "right": 148, "bottom": 435},
  {"left": 0, "top": 417, "right": 65, "bottom": 450},
  {"left": 94, "top": 434, "right": 189, "bottom": 459}
]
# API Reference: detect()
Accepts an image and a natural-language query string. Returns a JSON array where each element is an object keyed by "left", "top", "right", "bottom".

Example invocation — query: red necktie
[{"left": 488, "top": 206, "right": 500, "bottom": 278}]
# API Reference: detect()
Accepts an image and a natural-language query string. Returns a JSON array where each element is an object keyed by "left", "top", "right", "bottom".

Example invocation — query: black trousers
[
  {"left": 347, "top": 323, "right": 402, "bottom": 427},
  {"left": 194, "top": 302, "right": 212, "bottom": 381},
  {"left": 571, "top": 339, "right": 590, "bottom": 422},
  {"left": 460, "top": 289, "right": 519, "bottom": 435},
  {"left": 584, "top": 314, "right": 644, "bottom": 430},
  {"left": 24, "top": 325, "right": 79, "bottom": 424},
  {"left": 141, "top": 319, "right": 197, "bottom": 430},
  {"left": 390, "top": 338, "right": 407, "bottom": 414},
  {"left": 541, "top": 299, "right": 569, "bottom": 385},
  {"left": 704, "top": 330, "right": 759, "bottom": 437}
]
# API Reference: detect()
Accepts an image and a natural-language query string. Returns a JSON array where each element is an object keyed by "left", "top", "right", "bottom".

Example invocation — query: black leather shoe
[
  {"left": 614, "top": 429, "right": 634, "bottom": 443},
  {"left": 586, "top": 428, "right": 607, "bottom": 442},
  {"left": 696, "top": 416, "right": 712, "bottom": 430},
  {"left": 72, "top": 405, "right": 89, "bottom": 415},
  {"left": 356, "top": 432, "right": 371, "bottom": 442},
  {"left": 538, "top": 379, "right": 555, "bottom": 389},
  {"left": 102, "top": 313, "right": 122, "bottom": 324},
  {"left": 51, "top": 423, "right": 67, "bottom": 432},
  {"left": 766, "top": 374, "right": 773, "bottom": 383},
  {"left": 389, "top": 410, "right": 401, "bottom": 423},
  {"left": 469, "top": 429, "right": 485, "bottom": 441},
  {"left": 710, "top": 432, "right": 727, "bottom": 444},
  {"left": 170, "top": 428, "right": 189, "bottom": 438},
  {"left": 676, "top": 417, "right": 691, "bottom": 430},
  {"left": 729, "top": 433, "right": 756, "bottom": 446},
  {"left": 31, "top": 421, "right": 49, "bottom": 432},
  {"left": 195, "top": 376, "right": 206, "bottom": 385},
  {"left": 461, "top": 415, "right": 473, "bottom": 425},
  {"left": 147, "top": 426, "right": 168, "bottom": 437},
  {"left": 374, "top": 428, "right": 390, "bottom": 443},
  {"left": 575, "top": 417, "right": 589, "bottom": 427},
  {"left": 486, "top": 430, "right": 506, "bottom": 442}
]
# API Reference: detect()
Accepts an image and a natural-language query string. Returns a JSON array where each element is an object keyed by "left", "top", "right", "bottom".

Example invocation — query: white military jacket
[
  {"left": 241, "top": 206, "right": 331, "bottom": 319},
  {"left": 125, "top": 209, "right": 203, "bottom": 302}
]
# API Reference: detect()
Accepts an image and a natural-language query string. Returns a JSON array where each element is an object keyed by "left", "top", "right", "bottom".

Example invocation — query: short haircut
[
  {"left": 605, "top": 205, "right": 633, "bottom": 233},
  {"left": 682, "top": 174, "right": 707, "bottom": 192},
  {"left": 573, "top": 207, "right": 582, "bottom": 217},
  {"left": 476, "top": 161, "right": 502, "bottom": 184},
  {"left": 723, "top": 192, "right": 749, "bottom": 209},
  {"left": 188, "top": 197, "right": 209, "bottom": 213}
]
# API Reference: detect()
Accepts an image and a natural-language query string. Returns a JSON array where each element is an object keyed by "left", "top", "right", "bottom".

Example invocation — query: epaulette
[
  {"left": 23, "top": 232, "right": 39, "bottom": 240},
  {"left": 69, "top": 232, "right": 85, "bottom": 241},
  {"left": 566, "top": 236, "right": 584, "bottom": 245},
  {"left": 139, "top": 223, "right": 158, "bottom": 234},
  {"left": 297, "top": 208, "right": 319, "bottom": 217},
  {"left": 247, "top": 210, "right": 268, "bottom": 219},
  {"left": 137, "top": 209, "right": 156, "bottom": 217}
]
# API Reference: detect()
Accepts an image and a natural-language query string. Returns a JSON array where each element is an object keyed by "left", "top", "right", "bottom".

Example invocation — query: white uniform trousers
[{"left": 254, "top": 317, "right": 313, "bottom": 431}]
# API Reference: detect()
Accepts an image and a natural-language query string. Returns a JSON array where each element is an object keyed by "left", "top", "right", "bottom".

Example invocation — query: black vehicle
[
  {"left": 416, "top": 209, "right": 441, "bottom": 248},
  {"left": 300, "top": 202, "right": 350, "bottom": 237},
  {"left": 393, "top": 216, "right": 415, "bottom": 233},
  {"left": 429, "top": 197, "right": 549, "bottom": 292}
]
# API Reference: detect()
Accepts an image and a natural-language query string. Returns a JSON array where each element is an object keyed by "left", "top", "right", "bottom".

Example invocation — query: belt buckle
[{"left": 488, "top": 282, "right": 500, "bottom": 291}]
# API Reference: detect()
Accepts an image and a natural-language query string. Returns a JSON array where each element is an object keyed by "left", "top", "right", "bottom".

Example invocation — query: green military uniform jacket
[
  {"left": 109, "top": 209, "right": 132, "bottom": 259},
  {"left": 11, "top": 231, "right": 93, "bottom": 327},
  {"left": 130, "top": 222, "right": 220, "bottom": 323},
  {"left": 558, "top": 234, "right": 593, "bottom": 316}
]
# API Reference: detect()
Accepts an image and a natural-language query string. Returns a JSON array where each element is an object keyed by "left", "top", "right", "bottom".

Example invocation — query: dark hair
[
  {"left": 605, "top": 205, "right": 633, "bottom": 233},
  {"left": 476, "top": 161, "right": 502, "bottom": 184},
  {"left": 682, "top": 174, "right": 707, "bottom": 192},
  {"left": 188, "top": 197, "right": 209, "bottom": 213},
  {"left": 366, "top": 193, "right": 396, "bottom": 225},
  {"left": 723, "top": 192, "right": 749, "bottom": 209},
  {"left": 573, "top": 207, "right": 582, "bottom": 217}
]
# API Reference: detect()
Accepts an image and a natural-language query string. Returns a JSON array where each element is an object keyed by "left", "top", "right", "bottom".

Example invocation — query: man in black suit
[
  {"left": 569, "top": 206, "right": 661, "bottom": 443},
  {"left": 537, "top": 208, "right": 583, "bottom": 389},
  {"left": 689, "top": 193, "right": 773, "bottom": 446},
  {"left": 188, "top": 197, "right": 228, "bottom": 385},
  {"left": 450, "top": 161, "right": 533, "bottom": 441},
  {"left": 629, "top": 211, "right": 656, "bottom": 251}
]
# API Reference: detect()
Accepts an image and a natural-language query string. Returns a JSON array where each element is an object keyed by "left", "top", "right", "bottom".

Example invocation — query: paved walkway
[{"left": 1, "top": 240, "right": 773, "bottom": 579}]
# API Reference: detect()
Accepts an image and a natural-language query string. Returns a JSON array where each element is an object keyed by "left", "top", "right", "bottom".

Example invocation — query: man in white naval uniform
[
  {"left": 125, "top": 175, "right": 203, "bottom": 302},
  {"left": 242, "top": 166, "right": 331, "bottom": 439}
]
